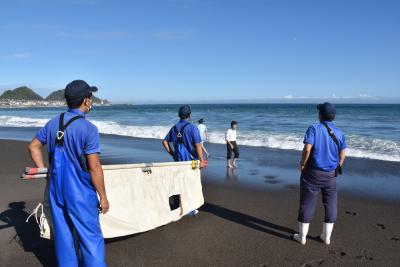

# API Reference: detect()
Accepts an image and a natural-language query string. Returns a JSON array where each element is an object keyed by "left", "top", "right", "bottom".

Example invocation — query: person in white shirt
[
  {"left": 225, "top": 120, "right": 239, "bottom": 168},
  {"left": 197, "top": 118, "right": 210, "bottom": 158}
]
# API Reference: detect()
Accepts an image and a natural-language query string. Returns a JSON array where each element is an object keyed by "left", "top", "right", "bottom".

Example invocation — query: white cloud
[
  {"left": 1, "top": 52, "right": 31, "bottom": 60},
  {"left": 283, "top": 94, "right": 293, "bottom": 99},
  {"left": 153, "top": 30, "right": 192, "bottom": 40}
]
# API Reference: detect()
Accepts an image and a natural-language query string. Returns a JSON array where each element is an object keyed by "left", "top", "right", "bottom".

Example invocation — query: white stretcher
[{"left": 27, "top": 161, "right": 204, "bottom": 239}]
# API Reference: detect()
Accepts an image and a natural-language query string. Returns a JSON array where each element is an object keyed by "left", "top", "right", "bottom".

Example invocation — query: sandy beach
[{"left": 0, "top": 136, "right": 399, "bottom": 267}]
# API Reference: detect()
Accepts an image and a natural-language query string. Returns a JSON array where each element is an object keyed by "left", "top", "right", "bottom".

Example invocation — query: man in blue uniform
[
  {"left": 163, "top": 105, "right": 206, "bottom": 166},
  {"left": 162, "top": 105, "right": 207, "bottom": 216},
  {"left": 293, "top": 102, "right": 346, "bottom": 246},
  {"left": 28, "top": 80, "right": 109, "bottom": 266}
]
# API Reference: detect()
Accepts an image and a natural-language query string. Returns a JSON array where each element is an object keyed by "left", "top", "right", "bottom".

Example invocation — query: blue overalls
[
  {"left": 298, "top": 121, "right": 347, "bottom": 224},
  {"left": 36, "top": 109, "right": 106, "bottom": 267},
  {"left": 164, "top": 119, "right": 202, "bottom": 161}
]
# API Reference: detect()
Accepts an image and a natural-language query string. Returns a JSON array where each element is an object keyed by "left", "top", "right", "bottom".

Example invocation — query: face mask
[{"left": 86, "top": 99, "right": 93, "bottom": 113}]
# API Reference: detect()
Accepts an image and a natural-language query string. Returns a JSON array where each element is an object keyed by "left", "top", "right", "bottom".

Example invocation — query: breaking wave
[{"left": 0, "top": 115, "right": 399, "bottom": 162}]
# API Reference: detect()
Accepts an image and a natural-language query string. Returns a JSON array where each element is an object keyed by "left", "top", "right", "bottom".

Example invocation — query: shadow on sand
[
  {"left": 201, "top": 203, "right": 296, "bottom": 241},
  {"left": 0, "top": 201, "right": 57, "bottom": 267}
]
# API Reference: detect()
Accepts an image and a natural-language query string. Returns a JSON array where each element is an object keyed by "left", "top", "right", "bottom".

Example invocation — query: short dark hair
[
  {"left": 180, "top": 113, "right": 190, "bottom": 120},
  {"left": 320, "top": 112, "right": 335, "bottom": 122},
  {"left": 198, "top": 118, "right": 204, "bottom": 124},
  {"left": 231, "top": 120, "right": 238, "bottom": 127},
  {"left": 66, "top": 93, "right": 92, "bottom": 109},
  {"left": 66, "top": 97, "right": 85, "bottom": 109}
]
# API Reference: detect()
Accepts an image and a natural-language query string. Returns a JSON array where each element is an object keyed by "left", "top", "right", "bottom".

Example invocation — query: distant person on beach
[
  {"left": 293, "top": 102, "right": 346, "bottom": 246},
  {"left": 28, "top": 80, "right": 109, "bottom": 266},
  {"left": 226, "top": 121, "right": 239, "bottom": 168},
  {"left": 197, "top": 118, "right": 210, "bottom": 159}
]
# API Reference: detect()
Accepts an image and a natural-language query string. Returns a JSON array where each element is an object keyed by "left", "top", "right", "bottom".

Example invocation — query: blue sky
[{"left": 0, "top": 0, "right": 399, "bottom": 103}]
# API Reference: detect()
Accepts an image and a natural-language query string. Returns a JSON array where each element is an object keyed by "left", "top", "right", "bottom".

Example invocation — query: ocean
[{"left": 0, "top": 104, "right": 399, "bottom": 162}]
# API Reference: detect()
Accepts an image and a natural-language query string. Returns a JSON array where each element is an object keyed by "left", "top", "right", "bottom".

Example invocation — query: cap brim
[{"left": 89, "top": 86, "right": 98, "bottom": 92}]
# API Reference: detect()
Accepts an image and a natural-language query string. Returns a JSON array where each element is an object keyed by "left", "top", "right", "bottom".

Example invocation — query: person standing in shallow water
[
  {"left": 226, "top": 121, "right": 239, "bottom": 168},
  {"left": 197, "top": 118, "right": 210, "bottom": 159},
  {"left": 293, "top": 102, "right": 346, "bottom": 246}
]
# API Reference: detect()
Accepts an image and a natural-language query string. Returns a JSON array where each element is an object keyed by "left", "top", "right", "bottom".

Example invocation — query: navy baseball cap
[
  {"left": 178, "top": 105, "right": 192, "bottom": 118},
  {"left": 64, "top": 80, "right": 98, "bottom": 100},
  {"left": 317, "top": 102, "right": 336, "bottom": 116}
]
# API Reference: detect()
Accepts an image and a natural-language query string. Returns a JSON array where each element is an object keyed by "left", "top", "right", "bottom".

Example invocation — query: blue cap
[
  {"left": 317, "top": 102, "right": 336, "bottom": 117},
  {"left": 65, "top": 80, "right": 98, "bottom": 100},
  {"left": 178, "top": 105, "right": 192, "bottom": 118}
]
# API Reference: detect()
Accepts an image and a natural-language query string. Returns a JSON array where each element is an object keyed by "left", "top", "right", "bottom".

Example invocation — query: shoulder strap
[
  {"left": 321, "top": 122, "right": 343, "bottom": 176},
  {"left": 180, "top": 123, "right": 190, "bottom": 132},
  {"left": 56, "top": 112, "right": 84, "bottom": 146},
  {"left": 62, "top": 115, "right": 84, "bottom": 130},
  {"left": 174, "top": 123, "right": 190, "bottom": 135},
  {"left": 174, "top": 123, "right": 190, "bottom": 144},
  {"left": 321, "top": 122, "right": 340, "bottom": 150}
]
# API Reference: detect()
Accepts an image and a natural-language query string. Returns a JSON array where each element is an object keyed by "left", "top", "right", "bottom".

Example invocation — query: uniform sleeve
[
  {"left": 192, "top": 126, "right": 201, "bottom": 144},
  {"left": 303, "top": 126, "right": 315, "bottom": 145},
  {"left": 164, "top": 128, "right": 173, "bottom": 142},
  {"left": 340, "top": 133, "right": 347, "bottom": 150},
  {"left": 35, "top": 122, "right": 49, "bottom": 144},
  {"left": 84, "top": 126, "right": 101, "bottom": 155}
]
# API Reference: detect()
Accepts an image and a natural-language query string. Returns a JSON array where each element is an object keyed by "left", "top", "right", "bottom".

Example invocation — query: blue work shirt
[
  {"left": 304, "top": 121, "right": 347, "bottom": 172},
  {"left": 36, "top": 109, "right": 100, "bottom": 171},
  {"left": 165, "top": 119, "right": 201, "bottom": 161}
]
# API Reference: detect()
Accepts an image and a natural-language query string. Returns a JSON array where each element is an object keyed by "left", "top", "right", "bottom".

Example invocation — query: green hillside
[
  {"left": 0, "top": 86, "right": 44, "bottom": 101},
  {"left": 45, "top": 89, "right": 109, "bottom": 104},
  {"left": 45, "top": 89, "right": 65, "bottom": 101}
]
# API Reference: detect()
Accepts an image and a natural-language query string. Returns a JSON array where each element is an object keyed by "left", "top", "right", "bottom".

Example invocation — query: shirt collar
[{"left": 68, "top": 108, "right": 86, "bottom": 117}]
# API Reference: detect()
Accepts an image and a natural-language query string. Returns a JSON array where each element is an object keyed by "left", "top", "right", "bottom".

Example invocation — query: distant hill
[
  {"left": 0, "top": 86, "right": 110, "bottom": 107},
  {"left": 45, "top": 89, "right": 109, "bottom": 104},
  {"left": 44, "top": 89, "right": 64, "bottom": 101},
  {"left": 0, "top": 86, "right": 44, "bottom": 101}
]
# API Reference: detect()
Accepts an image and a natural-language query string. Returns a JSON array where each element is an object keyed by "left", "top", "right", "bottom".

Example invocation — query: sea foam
[{"left": 0, "top": 115, "right": 399, "bottom": 162}]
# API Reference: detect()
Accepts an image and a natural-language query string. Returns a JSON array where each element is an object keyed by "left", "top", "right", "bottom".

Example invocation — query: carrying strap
[
  {"left": 174, "top": 123, "right": 190, "bottom": 144},
  {"left": 320, "top": 122, "right": 340, "bottom": 150},
  {"left": 173, "top": 123, "right": 196, "bottom": 159},
  {"left": 321, "top": 122, "right": 343, "bottom": 176},
  {"left": 56, "top": 113, "right": 84, "bottom": 146}
]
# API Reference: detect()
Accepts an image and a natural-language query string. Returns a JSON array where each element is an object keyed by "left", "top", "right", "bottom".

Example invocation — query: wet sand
[{"left": 0, "top": 139, "right": 400, "bottom": 267}]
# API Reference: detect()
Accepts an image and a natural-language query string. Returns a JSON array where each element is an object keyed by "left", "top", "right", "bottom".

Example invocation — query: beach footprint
[
  {"left": 356, "top": 250, "right": 373, "bottom": 261},
  {"left": 345, "top": 211, "right": 357, "bottom": 216},
  {"left": 263, "top": 175, "right": 281, "bottom": 185},
  {"left": 376, "top": 223, "right": 386, "bottom": 230},
  {"left": 249, "top": 169, "right": 259, "bottom": 176}
]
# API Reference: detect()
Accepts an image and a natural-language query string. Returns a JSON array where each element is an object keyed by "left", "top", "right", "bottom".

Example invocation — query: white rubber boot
[
  {"left": 320, "top": 223, "right": 334, "bottom": 245},
  {"left": 293, "top": 222, "right": 309, "bottom": 245}
]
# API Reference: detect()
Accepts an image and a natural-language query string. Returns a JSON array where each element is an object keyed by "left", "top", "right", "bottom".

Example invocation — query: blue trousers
[
  {"left": 50, "top": 148, "right": 107, "bottom": 267},
  {"left": 297, "top": 168, "right": 337, "bottom": 223}
]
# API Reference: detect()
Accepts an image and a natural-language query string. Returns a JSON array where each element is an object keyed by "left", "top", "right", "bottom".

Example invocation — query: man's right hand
[
  {"left": 100, "top": 197, "right": 110, "bottom": 214},
  {"left": 200, "top": 160, "right": 208, "bottom": 169}
]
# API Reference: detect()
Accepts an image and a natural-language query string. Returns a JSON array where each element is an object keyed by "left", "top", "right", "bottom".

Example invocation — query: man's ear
[{"left": 84, "top": 97, "right": 91, "bottom": 106}]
